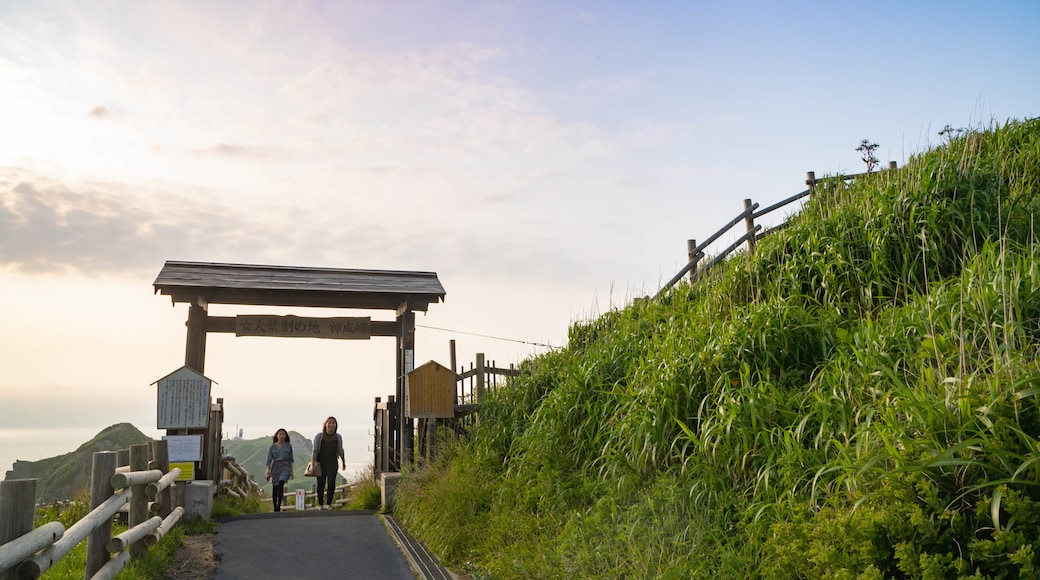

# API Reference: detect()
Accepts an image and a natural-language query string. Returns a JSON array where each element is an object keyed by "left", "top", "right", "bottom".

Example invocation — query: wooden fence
[
  {"left": 656, "top": 163, "right": 898, "bottom": 297},
  {"left": 372, "top": 344, "right": 523, "bottom": 477},
  {"left": 220, "top": 455, "right": 263, "bottom": 499},
  {"left": 261, "top": 482, "right": 355, "bottom": 510},
  {"left": 0, "top": 440, "right": 183, "bottom": 580}
]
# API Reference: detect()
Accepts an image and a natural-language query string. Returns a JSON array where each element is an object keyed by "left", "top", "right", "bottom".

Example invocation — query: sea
[
  {"left": 0, "top": 427, "right": 118, "bottom": 476},
  {"left": 0, "top": 426, "right": 371, "bottom": 481}
]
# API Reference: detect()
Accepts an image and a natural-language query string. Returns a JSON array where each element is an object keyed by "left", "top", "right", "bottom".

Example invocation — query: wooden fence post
[
  {"left": 386, "top": 395, "right": 397, "bottom": 472},
  {"left": 373, "top": 397, "right": 382, "bottom": 479},
  {"left": 129, "top": 444, "right": 149, "bottom": 560},
  {"left": 686, "top": 239, "right": 699, "bottom": 283},
  {"left": 0, "top": 479, "right": 36, "bottom": 580},
  {"left": 152, "top": 440, "right": 171, "bottom": 517},
  {"left": 743, "top": 199, "right": 756, "bottom": 253},
  {"left": 86, "top": 452, "right": 116, "bottom": 578},
  {"left": 806, "top": 171, "right": 816, "bottom": 193},
  {"left": 476, "top": 353, "right": 486, "bottom": 405}
]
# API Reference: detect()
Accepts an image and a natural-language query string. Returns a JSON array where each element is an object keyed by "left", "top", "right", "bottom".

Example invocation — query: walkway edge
[{"left": 381, "top": 514, "right": 457, "bottom": 580}]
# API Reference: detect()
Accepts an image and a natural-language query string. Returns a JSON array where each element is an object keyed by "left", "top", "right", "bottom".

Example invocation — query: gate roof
[{"left": 153, "top": 261, "right": 445, "bottom": 311}]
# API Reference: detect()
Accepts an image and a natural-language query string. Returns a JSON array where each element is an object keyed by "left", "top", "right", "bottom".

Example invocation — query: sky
[{"left": 2, "top": 0, "right": 1038, "bottom": 471}]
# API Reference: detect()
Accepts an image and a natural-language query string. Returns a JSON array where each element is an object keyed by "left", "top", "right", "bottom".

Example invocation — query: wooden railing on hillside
[
  {"left": 372, "top": 347, "right": 524, "bottom": 478},
  {"left": 220, "top": 455, "right": 263, "bottom": 499},
  {"left": 0, "top": 440, "right": 183, "bottom": 580},
  {"left": 656, "top": 163, "right": 899, "bottom": 297},
  {"left": 261, "top": 482, "right": 355, "bottom": 510}
]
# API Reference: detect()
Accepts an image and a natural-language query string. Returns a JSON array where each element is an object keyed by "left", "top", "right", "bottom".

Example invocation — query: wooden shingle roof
[{"left": 153, "top": 261, "right": 445, "bottom": 311}]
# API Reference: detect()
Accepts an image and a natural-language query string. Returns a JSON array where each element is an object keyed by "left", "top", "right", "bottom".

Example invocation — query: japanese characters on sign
[
  {"left": 156, "top": 367, "right": 211, "bottom": 429},
  {"left": 235, "top": 315, "right": 372, "bottom": 339},
  {"left": 170, "top": 462, "right": 195, "bottom": 482}
]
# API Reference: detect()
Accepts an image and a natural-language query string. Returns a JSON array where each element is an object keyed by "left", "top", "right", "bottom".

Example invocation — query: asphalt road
[{"left": 211, "top": 510, "right": 417, "bottom": 579}]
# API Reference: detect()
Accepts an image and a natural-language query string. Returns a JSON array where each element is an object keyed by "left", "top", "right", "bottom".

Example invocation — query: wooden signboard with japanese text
[
  {"left": 155, "top": 367, "right": 211, "bottom": 429},
  {"left": 406, "top": 361, "right": 456, "bottom": 418},
  {"left": 235, "top": 315, "right": 372, "bottom": 339}
]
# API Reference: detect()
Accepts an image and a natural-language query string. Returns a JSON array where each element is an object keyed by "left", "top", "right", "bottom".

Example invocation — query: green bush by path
[{"left": 395, "top": 117, "right": 1040, "bottom": 578}]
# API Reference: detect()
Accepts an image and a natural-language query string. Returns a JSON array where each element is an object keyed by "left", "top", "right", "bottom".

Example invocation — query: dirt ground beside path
[{"left": 161, "top": 533, "right": 217, "bottom": 580}]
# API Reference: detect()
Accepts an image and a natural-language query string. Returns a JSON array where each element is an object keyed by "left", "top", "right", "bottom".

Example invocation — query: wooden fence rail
[
  {"left": 261, "top": 482, "right": 354, "bottom": 510},
  {"left": 220, "top": 456, "right": 263, "bottom": 499},
  {"left": 0, "top": 440, "right": 184, "bottom": 580},
  {"left": 656, "top": 163, "right": 898, "bottom": 297}
]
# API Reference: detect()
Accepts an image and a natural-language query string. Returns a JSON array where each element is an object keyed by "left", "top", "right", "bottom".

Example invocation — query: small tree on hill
[{"left": 856, "top": 139, "right": 880, "bottom": 175}]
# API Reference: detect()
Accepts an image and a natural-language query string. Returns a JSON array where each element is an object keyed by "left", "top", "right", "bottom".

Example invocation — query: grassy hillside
[
  {"left": 394, "top": 118, "right": 1040, "bottom": 578},
  {"left": 5, "top": 423, "right": 152, "bottom": 503}
]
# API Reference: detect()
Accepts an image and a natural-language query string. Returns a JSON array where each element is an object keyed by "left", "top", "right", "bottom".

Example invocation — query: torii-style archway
[{"left": 153, "top": 260, "right": 445, "bottom": 479}]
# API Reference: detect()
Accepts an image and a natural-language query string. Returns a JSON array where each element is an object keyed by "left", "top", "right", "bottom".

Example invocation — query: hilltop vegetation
[{"left": 395, "top": 118, "right": 1040, "bottom": 578}]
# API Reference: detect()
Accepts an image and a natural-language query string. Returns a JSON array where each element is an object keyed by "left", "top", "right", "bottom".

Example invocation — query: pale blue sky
[{"left": 1, "top": 0, "right": 1037, "bottom": 468}]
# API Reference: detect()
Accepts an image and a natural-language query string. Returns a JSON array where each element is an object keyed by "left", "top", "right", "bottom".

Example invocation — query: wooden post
[
  {"left": 416, "top": 418, "right": 427, "bottom": 459},
  {"left": 427, "top": 417, "right": 437, "bottom": 460},
  {"left": 150, "top": 440, "right": 171, "bottom": 518},
  {"left": 476, "top": 353, "right": 486, "bottom": 404},
  {"left": 397, "top": 308, "right": 415, "bottom": 467},
  {"left": 806, "top": 171, "right": 816, "bottom": 193},
  {"left": 204, "top": 398, "right": 223, "bottom": 482},
  {"left": 184, "top": 301, "right": 208, "bottom": 374},
  {"left": 0, "top": 479, "right": 36, "bottom": 580},
  {"left": 743, "top": 199, "right": 757, "bottom": 253},
  {"left": 888, "top": 161, "right": 897, "bottom": 170},
  {"left": 686, "top": 239, "right": 698, "bottom": 283},
  {"left": 117, "top": 449, "right": 129, "bottom": 469},
  {"left": 373, "top": 397, "right": 381, "bottom": 479},
  {"left": 129, "top": 444, "right": 149, "bottom": 560},
  {"left": 449, "top": 339, "right": 458, "bottom": 405},
  {"left": 385, "top": 396, "right": 396, "bottom": 472},
  {"left": 85, "top": 452, "right": 116, "bottom": 577}
]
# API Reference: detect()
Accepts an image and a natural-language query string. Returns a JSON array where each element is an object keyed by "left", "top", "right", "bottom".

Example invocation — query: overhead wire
[{"left": 415, "top": 324, "right": 557, "bottom": 349}]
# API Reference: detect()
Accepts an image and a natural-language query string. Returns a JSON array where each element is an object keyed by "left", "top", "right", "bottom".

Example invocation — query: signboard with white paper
[
  {"left": 154, "top": 367, "right": 212, "bottom": 429},
  {"left": 164, "top": 435, "right": 203, "bottom": 462}
]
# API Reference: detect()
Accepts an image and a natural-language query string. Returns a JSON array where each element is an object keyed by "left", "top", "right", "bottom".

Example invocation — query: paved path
[{"left": 212, "top": 510, "right": 418, "bottom": 579}]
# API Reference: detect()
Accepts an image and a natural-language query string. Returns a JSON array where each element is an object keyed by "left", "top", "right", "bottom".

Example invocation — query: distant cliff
[{"left": 4, "top": 423, "right": 152, "bottom": 503}]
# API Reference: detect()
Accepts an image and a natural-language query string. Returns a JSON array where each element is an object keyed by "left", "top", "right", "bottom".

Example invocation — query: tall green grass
[{"left": 394, "top": 117, "right": 1040, "bottom": 578}]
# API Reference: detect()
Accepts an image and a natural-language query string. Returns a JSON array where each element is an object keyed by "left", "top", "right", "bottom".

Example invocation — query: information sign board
[
  {"left": 170, "top": 461, "right": 195, "bottom": 481},
  {"left": 164, "top": 435, "right": 203, "bottom": 462},
  {"left": 155, "top": 367, "right": 211, "bottom": 429}
]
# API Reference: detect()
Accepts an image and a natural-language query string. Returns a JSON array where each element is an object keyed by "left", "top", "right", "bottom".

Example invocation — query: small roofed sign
[
  {"left": 154, "top": 366, "right": 212, "bottom": 429},
  {"left": 406, "top": 360, "right": 456, "bottom": 419},
  {"left": 235, "top": 315, "right": 371, "bottom": 339}
]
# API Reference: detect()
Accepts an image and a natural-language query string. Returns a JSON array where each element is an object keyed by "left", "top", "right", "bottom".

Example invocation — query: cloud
[
  {"left": 189, "top": 143, "right": 284, "bottom": 160},
  {"left": 0, "top": 168, "right": 259, "bottom": 276},
  {"left": 86, "top": 105, "right": 112, "bottom": 119},
  {"left": 0, "top": 167, "right": 601, "bottom": 286}
]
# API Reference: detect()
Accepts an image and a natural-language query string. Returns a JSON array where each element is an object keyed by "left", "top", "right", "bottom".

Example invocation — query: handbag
[{"left": 305, "top": 461, "right": 322, "bottom": 477}]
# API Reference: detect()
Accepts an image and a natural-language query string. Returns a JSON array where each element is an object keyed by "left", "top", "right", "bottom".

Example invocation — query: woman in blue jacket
[
  {"left": 265, "top": 428, "right": 294, "bottom": 512},
  {"left": 311, "top": 416, "right": 346, "bottom": 510}
]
